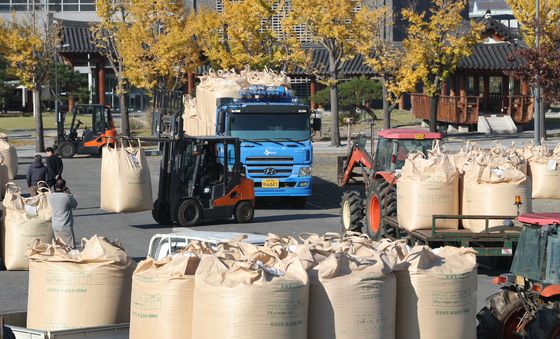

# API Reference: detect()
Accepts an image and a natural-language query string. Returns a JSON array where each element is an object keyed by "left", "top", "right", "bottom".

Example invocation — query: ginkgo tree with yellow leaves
[
  {"left": 192, "top": 0, "right": 298, "bottom": 71},
  {"left": 394, "top": 0, "right": 483, "bottom": 132},
  {"left": 92, "top": 0, "right": 132, "bottom": 136},
  {"left": 358, "top": 7, "right": 403, "bottom": 130},
  {"left": 285, "top": 0, "right": 386, "bottom": 146},
  {"left": 505, "top": 0, "right": 560, "bottom": 140},
  {"left": 0, "top": 12, "right": 60, "bottom": 152},
  {"left": 118, "top": 0, "right": 200, "bottom": 91}
]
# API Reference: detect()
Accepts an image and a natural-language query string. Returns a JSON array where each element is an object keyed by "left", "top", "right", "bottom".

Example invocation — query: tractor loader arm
[{"left": 337, "top": 143, "right": 374, "bottom": 187}]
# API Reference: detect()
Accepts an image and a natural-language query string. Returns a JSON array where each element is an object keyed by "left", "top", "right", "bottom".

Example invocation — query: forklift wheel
[
  {"left": 58, "top": 141, "right": 76, "bottom": 158},
  {"left": 234, "top": 201, "right": 254, "bottom": 223},
  {"left": 177, "top": 199, "right": 203, "bottom": 227}
]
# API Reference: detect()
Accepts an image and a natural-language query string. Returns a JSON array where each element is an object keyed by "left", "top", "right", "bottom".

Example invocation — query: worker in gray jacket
[{"left": 47, "top": 179, "right": 78, "bottom": 248}]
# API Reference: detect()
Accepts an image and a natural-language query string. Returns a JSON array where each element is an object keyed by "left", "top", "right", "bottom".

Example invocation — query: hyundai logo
[{"left": 264, "top": 168, "right": 277, "bottom": 175}]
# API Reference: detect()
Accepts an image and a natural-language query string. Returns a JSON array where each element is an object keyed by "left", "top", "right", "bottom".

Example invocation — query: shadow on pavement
[{"left": 254, "top": 213, "right": 338, "bottom": 223}]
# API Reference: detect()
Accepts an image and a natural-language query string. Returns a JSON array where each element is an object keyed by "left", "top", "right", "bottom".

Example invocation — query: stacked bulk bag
[
  {"left": 395, "top": 246, "right": 477, "bottom": 339},
  {"left": 2, "top": 184, "right": 53, "bottom": 270},
  {"left": 462, "top": 152, "right": 531, "bottom": 232},
  {"left": 0, "top": 133, "right": 18, "bottom": 179},
  {"left": 397, "top": 152, "right": 459, "bottom": 231},
  {"left": 191, "top": 249, "right": 308, "bottom": 339},
  {"left": 195, "top": 70, "right": 246, "bottom": 136},
  {"left": 26, "top": 236, "right": 135, "bottom": 330},
  {"left": 100, "top": 140, "right": 152, "bottom": 213},
  {"left": 182, "top": 95, "right": 200, "bottom": 136},
  {"left": 308, "top": 251, "right": 396, "bottom": 339},
  {"left": 528, "top": 144, "right": 560, "bottom": 199},
  {"left": 130, "top": 254, "right": 201, "bottom": 339},
  {"left": 0, "top": 154, "right": 8, "bottom": 198}
]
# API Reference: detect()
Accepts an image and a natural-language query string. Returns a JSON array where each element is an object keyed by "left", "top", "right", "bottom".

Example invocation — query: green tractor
[{"left": 477, "top": 213, "right": 560, "bottom": 338}]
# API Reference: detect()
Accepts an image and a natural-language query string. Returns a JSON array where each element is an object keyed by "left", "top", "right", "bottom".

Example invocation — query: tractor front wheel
[
  {"left": 525, "top": 302, "right": 560, "bottom": 339},
  {"left": 340, "top": 191, "right": 364, "bottom": 234},
  {"left": 365, "top": 180, "right": 396, "bottom": 239},
  {"left": 476, "top": 289, "right": 525, "bottom": 339}
]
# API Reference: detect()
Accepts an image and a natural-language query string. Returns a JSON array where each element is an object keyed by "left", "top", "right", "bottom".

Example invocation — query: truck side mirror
[
  {"left": 312, "top": 118, "right": 322, "bottom": 131},
  {"left": 217, "top": 110, "right": 225, "bottom": 134},
  {"left": 216, "top": 98, "right": 234, "bottom": 134}
]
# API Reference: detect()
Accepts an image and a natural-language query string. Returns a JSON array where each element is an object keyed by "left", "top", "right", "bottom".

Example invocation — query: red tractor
[
  {"left": 477, "top": 213, "right": 560, "bottom": 338},
  {"left": 337, "top": 129, "right": 442, "bottom": 239}
]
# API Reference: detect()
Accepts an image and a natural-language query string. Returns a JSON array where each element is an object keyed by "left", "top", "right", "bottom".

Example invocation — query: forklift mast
[{"left": 151, "top": 90, "right": 185, "bottom": 219}]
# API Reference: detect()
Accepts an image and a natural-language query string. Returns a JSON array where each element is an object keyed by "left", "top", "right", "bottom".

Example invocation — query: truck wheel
[
  {"left": 476, "top": 289, "right": 525, "bottom": 339},
  {"left": 58, "top": 141, "right": 76, "bottom": 158},
  {"left": 152, "top": 199, "right": 170, "bottom": 225},
  {"left": 177, "top": 199, "right": 203, "bottom": 227},
  {"left": 234, "top": 200, "right": 254, "bottom": 223},
  {"left": 365, "top": 180, "right": 396, "bottom": 239},
  {"left": 340, "top": 191, "right": 364, "bottom": 233},
  {"left": 525, "top": 302, "right": 560, "bottom": 339}
]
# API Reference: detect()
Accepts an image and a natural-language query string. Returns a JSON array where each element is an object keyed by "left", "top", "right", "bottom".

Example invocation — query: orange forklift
[
  {"left": 151, "top": 90, "right": 255, "bottom": 227},
  {"left": 54, "top": 104, "right": 117, "bottom": 158}
]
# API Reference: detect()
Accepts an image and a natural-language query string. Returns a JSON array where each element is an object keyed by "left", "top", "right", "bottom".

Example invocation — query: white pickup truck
[{"left": 147, "top": 229, "right": 267, "bottom": 260}]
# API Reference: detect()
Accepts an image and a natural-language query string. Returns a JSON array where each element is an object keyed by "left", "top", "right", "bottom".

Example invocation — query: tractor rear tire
[
  {"left": 525, "top": 302, "right": 560, "bottom": 339},
  {"left": 58, "top": 141, "right": 76, "bottom": 158},
  {"left": 340, "top": 191, "right": 364, "bottom": 234},
  {"left": 234, "top": 200, "right": 254, "bottom": 223},
  {"left": 177, "top": 199, "right": 203, "bottom": 227},
  {"left": 476, "top": 288, "right": 525, "bottom": 339},
  {"left": 365, "top": 180, "right": 396, "bottom": 239}
]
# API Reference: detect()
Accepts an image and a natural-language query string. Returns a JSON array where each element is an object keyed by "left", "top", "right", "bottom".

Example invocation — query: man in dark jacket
[
  {"left": 45, "top": 147, "right": 63, "bottom": 187},
  {"left": 26, "top": 154, "right": 47, "bottom": 196}
]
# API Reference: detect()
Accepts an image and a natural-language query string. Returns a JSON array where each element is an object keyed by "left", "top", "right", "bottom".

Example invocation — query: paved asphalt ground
[{"left": 2, "top": 132, "right": 560, "bottom": 319}]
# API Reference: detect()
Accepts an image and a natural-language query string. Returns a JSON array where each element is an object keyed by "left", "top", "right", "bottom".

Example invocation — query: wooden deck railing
[
  {"left": 508, "top": 95, "right": 534, "bottom": 124},
  {"left": 410, "top": 93, "right": 479, "bottom": 125},
  {"left": 410, "top": 93, "right": 534, "bottom": 125}
]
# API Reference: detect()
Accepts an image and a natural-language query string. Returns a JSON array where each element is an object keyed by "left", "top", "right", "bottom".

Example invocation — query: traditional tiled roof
[
  {"left": 58, "top": 20, "right": 100, "bottom": 54},
  {"left": 457, "top": 42, "right": 524, "bottom": 71},
  {"left": 478, "top": 12, "right": 521, "bottom": 43},
  {"left": 291, "top": 47, "right": 374, "bottom": 76}
]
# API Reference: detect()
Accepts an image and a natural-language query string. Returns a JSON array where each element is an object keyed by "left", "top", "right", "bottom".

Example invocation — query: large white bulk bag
[
  {"left": 528, "top": 145, "right": 560, "bottom": 199},
  {"left": 2, "top": 184, "right": 53, "bottom": 270},
  {"left": 0, "top": 154, "right": 8, "bottom": 199},
  {"left": 0, "top": 133, "right": 18, "bottom": 179},
  {"left": 183, "top": 95, "right": 201, "bottom": 136},
  {"left": 397, "top": 153, "right": 459, "bottom": 231},
  {"left": 191, "top": 251, "right": 308, "bottom": 339},
  {"left": 130, "top": 254, "right": 200, "bottom": 339},
  {"left": 26, "top": 235, "right": 135, "bottom": 330},
  {"left": 463, "top": 157, "right": 531, "bottom": 232},
  {"left": 308, "top": 251, "right": 396, "bottom": 339},
  {"left": 100, "top": 141, "right": 152, "bottom": 213},
  {"left": 396, "top": 246, "right": 477, "bottom": 339}
]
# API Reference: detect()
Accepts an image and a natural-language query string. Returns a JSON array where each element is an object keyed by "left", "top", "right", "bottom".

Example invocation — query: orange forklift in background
[{"left": 54, "top": 104, "right": 117, "bottom": 158}]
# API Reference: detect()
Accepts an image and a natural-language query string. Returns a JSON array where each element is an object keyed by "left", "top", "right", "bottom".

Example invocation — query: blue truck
[{"left": 215, "top": 85, "right": 321, "bottom": 208}]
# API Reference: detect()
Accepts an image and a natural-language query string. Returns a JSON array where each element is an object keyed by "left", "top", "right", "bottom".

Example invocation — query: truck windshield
[{"left": 229, "top": 113, "right": 310, "bottom": 141}]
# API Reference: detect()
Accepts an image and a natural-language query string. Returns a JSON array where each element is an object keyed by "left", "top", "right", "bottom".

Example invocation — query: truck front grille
[{"left": 245, "top": 156, "right": 294, "bottom": 178}]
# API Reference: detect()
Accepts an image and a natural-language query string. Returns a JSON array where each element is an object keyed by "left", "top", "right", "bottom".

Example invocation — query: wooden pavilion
[{"left": 410, "top": 14, "right": 533, "bottom": 129}]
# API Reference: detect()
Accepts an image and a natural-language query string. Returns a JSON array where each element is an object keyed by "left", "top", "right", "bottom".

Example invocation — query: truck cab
[{"left": 216, "top": 85, "right": 320, "bottom": 207}]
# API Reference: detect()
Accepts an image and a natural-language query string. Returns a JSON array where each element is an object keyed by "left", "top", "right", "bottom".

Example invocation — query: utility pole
[{"left": 534, "top": 0, "right": 541, "bottom": 145}]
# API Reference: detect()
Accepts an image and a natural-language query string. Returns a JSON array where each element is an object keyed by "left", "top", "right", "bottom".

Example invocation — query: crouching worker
[{"left": 47, "top": 179, "right": 78, "bottom": 248}]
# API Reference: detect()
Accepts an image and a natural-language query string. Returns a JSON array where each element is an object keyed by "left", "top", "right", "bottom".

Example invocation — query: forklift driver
[{"left": 200, "top": 145, "right": 223, "bottom": 187}]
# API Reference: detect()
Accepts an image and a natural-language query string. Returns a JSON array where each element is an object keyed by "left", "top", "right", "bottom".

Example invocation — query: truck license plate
[{"left": 262, "top": 179, "right": 279, "bottom": 188}]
